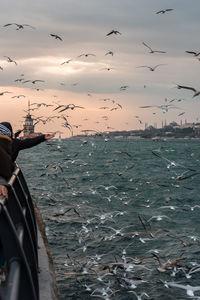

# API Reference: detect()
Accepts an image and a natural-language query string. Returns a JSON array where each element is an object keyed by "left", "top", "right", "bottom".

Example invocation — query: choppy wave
[{"left": 18, "top": 138, "right": 200, "bottom": 299}]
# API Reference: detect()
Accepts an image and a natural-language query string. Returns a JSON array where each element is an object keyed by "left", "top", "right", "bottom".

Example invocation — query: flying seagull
[
  {"left": 22, "top": 79, "right": 45, "bottom": 84},
  {"left": 60, "top": 59, "right": 73, "bottom": 65},
  {"left": 142, "top": 42, "right": 166, "bottom": 54},
  {"left": 185, "top": 50, "right": 200, "bottom": 57},
  {"left": 31, "top": 103, "right": 53, "bottom": 108},
  {"left": 50, "top": 34, "right": 62, "bottom": 41},
  {"left": 59, "top": 104, "right": 85, "bottom": 112},
  {"left": 136, "top": 64, "right": 165, "bottom": 71},
  {"left": 139, "top": 104, "right": 180, "bottom": 113},
  {"left": 4, "top": 56, "right": 17, "bottom": 65},
  {"left": 105, "top": 51, "right": 114, "bottom": 56},
  {"left": 3, "top": 23, "right": 35, "bottom": 30},
  {"left": 178, "top": 112, "right": 185, "bottom": 117},
  {"left": 100, "top": 67, "right": 114, "bottom": 71},
  {"left": 77, "top": 53, "right": 96, "bottom": 58},
  {"left": 165, "top": 282, "right": 200, "bottom": 297},
  {"left": 11, "top": 95, "right": 26, "bottom": 99},
  {"left": 106, "top": 30, "right": 121, "bottom": 36},
  {"left": 0, "top": 91, "right": 12, "bottom": 96},
  {"left": 174, "top": 84, "right": 200, "bottom": 98},
  {"left": 156, "top": 9, "right": 174, "bottom": 14},
  {"left": 120, "top": 85, "right": 129, "bottom": 90}
]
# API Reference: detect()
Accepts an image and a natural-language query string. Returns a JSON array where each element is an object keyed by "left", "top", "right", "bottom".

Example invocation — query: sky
[{"left": 1, "top": 0, "right": 200, "bottom": 137}]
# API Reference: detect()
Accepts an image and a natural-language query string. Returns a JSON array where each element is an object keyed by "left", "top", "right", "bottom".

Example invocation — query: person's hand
[
  {"left": 44, "top": 134, "right": 55, "bottom": 140},
  {"left": 0, "top": 185, "right": 8, "bottom": 199}
]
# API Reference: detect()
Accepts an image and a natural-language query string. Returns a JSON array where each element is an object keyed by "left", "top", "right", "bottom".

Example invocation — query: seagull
[
  {"left": 14, "top": 78, "right": 24, "bottom": 82},
  {"left": 24, "top": 79, "right": 45, "bottom": 84},
  {"left": 185, "top": 50, "right": 200, "bottom": 57},
  {"left": 0, "top": 66, "right": 3, "bottom": 70},
  {"left": 166, "top": 282, "right": 200, "bottom": 297},
  {"left": 142, "top": 42, "right": 166, "bottom": 54},
  {"left": 11, "top": 95, "right": 26, "bottom": 99},
  {"left": 106, "top": 30, "right": 121, "bottom": 36},
  {"left": 31, "top": 102, "right": 53, "bottom": 108},
  {"left": 4, "top": 56, "right": 17, "bottom": 65},
  {"left": 105, "top": 51, "right": 114, "bottom": 56},
  {"left": 60, "top": 59, "right": 73, "bottom": 65},
  {"left": 120, "top": 85, "right": 129, "bottom": 90},
  {"left": 178, "top": 112, "right": 185, "bottom": 116},
  {"left": 184, "top": 204, "right": 200, "bottom": 211},
  {"left": 58, "top": 104, "right": 85, "bottom": 112},
  {"left": 50, "top": 34, "right": 62, "bottom": 41},
  {"left": 100, "top": 67, "right": 114, "bottom": 71},
  {"left": 136, "top": 64, "right": 165, "bottom": 71},
  {"left": 174, "top": 83, "right": 200, "bottom": 98},
  {"left": 3, "top": 23, "right": 35, "bottom": 30},
  {"left": 0, "top": 91, "right": 12, "bottom": 96},
  {"left": 151, "top": 150, "right": 196, "bottom": 171},
  {"left": 156, "top": 9, "right": 174, "bottom": 14},
  {"left": 148, "top": 215, "right": 171, "bottom": 222},
  {"left": 139, "top": 104, "right": 179, "bottom": 113},
  {"left": 77, "top": 53, "right": 96, "bottom": 58}
]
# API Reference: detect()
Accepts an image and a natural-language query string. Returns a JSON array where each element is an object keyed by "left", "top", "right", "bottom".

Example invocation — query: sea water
[{"left": 18, "top": 138, "right": 200, "bottom": 299}]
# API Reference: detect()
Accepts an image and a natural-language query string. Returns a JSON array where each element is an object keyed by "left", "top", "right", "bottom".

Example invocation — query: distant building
[
  {"left": 179, "top": 122, "right": 194, "bottom": 129},
  {"left": 23, "top": 101, "right": 41, "bottom": 137}
]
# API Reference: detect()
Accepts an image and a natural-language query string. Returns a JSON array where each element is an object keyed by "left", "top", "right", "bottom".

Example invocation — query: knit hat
[{"left": 0, "top": 122, "right": 12, "bottom": 137}]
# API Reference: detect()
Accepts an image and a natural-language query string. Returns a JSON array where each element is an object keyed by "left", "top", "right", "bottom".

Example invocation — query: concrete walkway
[{"left": 34, "top": 202, "right": 60, "bottom": 300}]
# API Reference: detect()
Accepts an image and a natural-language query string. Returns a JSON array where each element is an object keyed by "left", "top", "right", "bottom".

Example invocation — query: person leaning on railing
[
  {"left": 0, "top": 122, "right": 13, "bottom": 280},
  {"left": 0, "top": 123, "right": 13, "bottom": 199},
  {"left": 0, "top": 122, "right": 54, "bottom": 164}
]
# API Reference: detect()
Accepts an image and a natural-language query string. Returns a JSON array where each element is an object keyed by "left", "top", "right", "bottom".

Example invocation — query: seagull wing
[
  {"left": 53, "top": 105, "right": 63, "bottom": 111},
  {"left": 154, "top": 64, "right": 165, "bottom": 68},
  {"left": 142, "top": 42, "right": 153, "bottom": 51},
  {"left": 106, "top": 30, "right": 114, "bottom": 36},
  {"left": 185, "top": 51, "right": 197, "bottom": 55},
  {"left": 136, "top": 65, "right": 150, "bottom": 69},
  {"left": 22, "top": 24, "right": 36, "bottom": 29},
  {"left": 176, "top": 85, "right": 197, "bottom": 93},
  {"left": 3, "top": 23, "right": 15, "bottom": 27},
  {"left": 139, "top": 106, "right": 153, "bottom": 108},
  {"left": 154, "top": 50, "right": 166, "bottom": 53},
  {"left": 156, "top": 10, "right": 165, "bottom": 14}
]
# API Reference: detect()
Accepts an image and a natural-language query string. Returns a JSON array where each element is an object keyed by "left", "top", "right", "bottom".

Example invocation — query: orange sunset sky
[{"left": 1, "top": 0, "right": 200, "bottom": 138}]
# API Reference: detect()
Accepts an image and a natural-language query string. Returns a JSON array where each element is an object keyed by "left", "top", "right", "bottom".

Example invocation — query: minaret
[{"left": 23, "top": 101, "right": 35, "bottom": 136}]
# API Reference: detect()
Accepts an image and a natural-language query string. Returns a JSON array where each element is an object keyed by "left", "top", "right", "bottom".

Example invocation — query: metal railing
[{"left": 0, "top": 165, "right": 39, "bottom": 300}]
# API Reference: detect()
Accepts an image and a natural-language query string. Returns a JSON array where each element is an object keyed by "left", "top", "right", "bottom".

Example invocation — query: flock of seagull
[
  {"left": 32, "top": 134, "right": 200, "bottom": 300},
  {"left": 1, "top": 5, "right": 200, "bottom": 132},
  {"left": 1, "top": 5, "right": 200, "bottom": 300}
]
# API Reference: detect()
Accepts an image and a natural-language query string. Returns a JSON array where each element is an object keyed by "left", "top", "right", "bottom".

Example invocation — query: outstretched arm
[
  {"left": 44, "top": 134, "right": 55, "bottom": 140},
  {"left": 12, "top": 134, "right": 55, "bottom": 162}
]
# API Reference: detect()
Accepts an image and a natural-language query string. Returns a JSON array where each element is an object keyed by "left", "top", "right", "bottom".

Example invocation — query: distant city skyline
[{"left": 1, "top": 0, "right": 200, "bottom": 137}]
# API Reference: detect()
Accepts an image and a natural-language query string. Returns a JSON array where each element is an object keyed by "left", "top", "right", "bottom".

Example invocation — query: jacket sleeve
[
  {"left": 16, "top": 135, "right": 46, "bottom": 151},
  {"left": 0, "top": 176, "right": 8, "bottom": 186}
]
